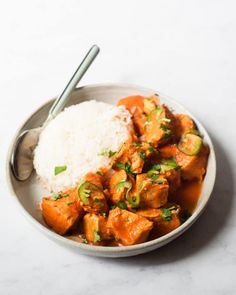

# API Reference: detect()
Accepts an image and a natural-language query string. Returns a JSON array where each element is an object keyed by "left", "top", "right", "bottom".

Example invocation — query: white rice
[{"left": 33, "top": 100, "right": 131, "bottom": 193}]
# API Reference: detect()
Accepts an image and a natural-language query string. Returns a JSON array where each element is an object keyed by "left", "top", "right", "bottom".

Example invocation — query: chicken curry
[{"left": 41, "top": 95, "right": 209, "bottom": 246}]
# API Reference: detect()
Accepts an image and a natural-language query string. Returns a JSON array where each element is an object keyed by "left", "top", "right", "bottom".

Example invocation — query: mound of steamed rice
[{"left": 33, "top": 100, "right": 131, "bottom": 193}]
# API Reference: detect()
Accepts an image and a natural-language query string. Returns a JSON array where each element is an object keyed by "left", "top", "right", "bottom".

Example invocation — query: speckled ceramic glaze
[{"left": 6, "top": 84, "right": 216, "bottom": 257}]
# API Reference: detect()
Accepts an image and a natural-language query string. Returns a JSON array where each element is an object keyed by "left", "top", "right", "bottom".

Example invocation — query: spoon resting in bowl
[{"left": 10, "top": 44, "right": 100, "bottom": 181}]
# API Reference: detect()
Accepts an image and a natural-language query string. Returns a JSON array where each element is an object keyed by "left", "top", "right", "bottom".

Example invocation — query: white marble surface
[{"left": 1, "top": 0, "right": 236, "bottom": 294}]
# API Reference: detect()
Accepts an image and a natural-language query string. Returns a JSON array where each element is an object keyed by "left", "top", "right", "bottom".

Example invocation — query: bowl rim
[{"left": 6, "top": 82, "right": 216, "bottom": 254}]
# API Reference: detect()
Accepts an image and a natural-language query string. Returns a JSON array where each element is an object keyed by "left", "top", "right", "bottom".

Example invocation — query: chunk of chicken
[
  {"left": 174, "top": 114, "right": 196, "bottom": 139},
  {"left": 164, "top": 169, "right": 181, "bottom": 193},
  {"left": 143, "top": 95, "right": 160, "bottom": 114},
  {"left": 107, "top": 208, "right": 153, "bottom": 245},
  {"left": 109, "top": 170, "right": 129, "bottom": 204},
  {"left": 84, "top": 172, "right": 103, "bottom": 190},
  {"left": 136, "top": 173, "right": 169, "bottom": 208},
  {"left": 176, "top": 144, "right": 209, "bottom": 181},
  {"left": 114, "top": 141, "right": 145, "bottom": 174},
  {"left": 117, "top": 95, "right": 145, "bottom": 116},
  {"left": 159, "top": 144, "right": 177, "bottom": 158},
  {"left": 144, "top": 105, "right": 176, "bottom": 147},
  {"left": 42, "top": 188, "right": 84, "bottom": 235},
  {"left": 78, "top": 172, "right": 108, "bottom": 213},
  {"left": 118, "top": 95, "right": 159, "bottom": 137},
  {"left": 159, "top": 143, "right": 209, "bottom": 181},
  {"left": 83, "top": 213, "right": 112, "bottom": 245},
  {"left": 137, "top": 205, "right": 181, "bottom": 237}
]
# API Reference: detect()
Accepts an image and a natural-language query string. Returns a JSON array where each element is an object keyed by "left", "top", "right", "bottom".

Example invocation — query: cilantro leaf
[
  {"left": 54, "top": 165, "right": 67, "bottom": 176},
  {"left": 132, "top": 142, "right": 143, "bottom": 147},
  {"left": 96, "top": 171, "right": 104, "bottom": 176},
  {"left": 161, "top": 208, "right": 173, "bottom": 221},
  {"left": 138, "top": 151, "right": 147, "bottom": 161},
  {"left": 94, "top": 230, "right": 101, "bottom": 243},
  {"left": 51, "top": 193, "right": 69, "bottom": 201},
  {"left": 116, "top": 180, "right": 132, "bottom": 192},
  {"left": 66, "top": 200, "right": 75, "bottom": 205},
  {"left": 160, "top": 123, "right": 172, "bottom": 140},
  {"left": 117, "top": 201, "right": 128, "bottom": 209},
  {"left": 116, "top": 162, "right": 134, "bottom": 175},
  {"left": 98, "top": 149, "right": 116, "bottom": 157}
]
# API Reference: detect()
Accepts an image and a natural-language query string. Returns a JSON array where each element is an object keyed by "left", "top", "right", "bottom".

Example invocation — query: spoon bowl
[{"left": 11, "top": 127, "right": 42, "bottom": 181}]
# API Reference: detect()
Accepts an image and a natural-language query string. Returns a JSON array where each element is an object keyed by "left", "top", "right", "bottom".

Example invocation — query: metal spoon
[{"left": 11, "top": 45, "right": 100, "bottom": 181}]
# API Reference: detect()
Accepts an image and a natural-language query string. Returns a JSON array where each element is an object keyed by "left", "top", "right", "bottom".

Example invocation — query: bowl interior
[{"left": 6, "top": 84, "right": 216, "bottom": 257}]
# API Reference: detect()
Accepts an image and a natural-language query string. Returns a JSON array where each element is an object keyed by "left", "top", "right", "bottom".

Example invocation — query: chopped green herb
[
  {"left": 161, "top": 208, "right": 173, "bottom": 221},
  {"left": 138, "top": 151, "right": 147, "bottom": 161},
  {"left": 94, "top": 230, "right": 101, "bottom": 243},
  {"left": 54, "top": 165, "right": 67, "bottom": 176},
  {"left": 147, "top": 106, "right": 162, "bottom": 122},
  {"left": 180, "top": 210, "right": 192, "bottom": 223},
  {"left": 132, "top": 142, "right": 143, "bottom": 147},
  {"left": 80, "top": 234, "right": 88, "bottom": 244},
  {"left": 116, "top": 180, "right": 132, "bottom": 192},
  {"left": 146, "top": 169, "right": 159, "bottom": 178},
  {"left": 161, "top": 158, "right": 180, "bottom": 171},
  {"left": 94, "top": 198, "right": 102, "bottom": 203},
  {"left": 61, "top": 193, "right": 69, "bottom": 197},
  {"left": 151, "top": 174, "right": 159, "bottom": 181},
  {"left": 149, "top": 174, "right": 167, "bottom": 184},
  {"left": 160, "top": 123, "right": 172, "bottom": 140},
  {"left": 51, "top": 193, "right": 69, "bottom": 201},
  {"left": 116, "top": 162, "right": 134, "bottom": 175},
  {"left": 117, "top": 201, "right": 128, "bottom": 209},
  {"left": 148, "top": 143, "right": 157, "bottom": 153},
  {"left": 148, "top": 164, "right": 161, "bottom": 173},
  {"left": 51, "top": 194, "right": 61, "bottom": 201},
  {"left": 148, "top": 157, "right": 180, "bottom": 174},
  {"left": 98, "top": 149, "right": 116, "bottom": 158},
  {"left": 66, "top": 200, "right": 75, "bottom": 205},
  {"left": 96, "top": 171, "right": 104, "bottom": 176},
  {"left": 160, "top": 118, "right": 171, "bottom": 123}
]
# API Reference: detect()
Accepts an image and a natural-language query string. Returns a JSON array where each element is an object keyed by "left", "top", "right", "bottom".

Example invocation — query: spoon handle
[{"left": 48, "top": 45, "right": 100, "bottom": 120}]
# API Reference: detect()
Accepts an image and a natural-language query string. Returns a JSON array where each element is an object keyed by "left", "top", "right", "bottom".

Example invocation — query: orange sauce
[{"left": 170, "top": 180, "right": 202, "bottom": 212}]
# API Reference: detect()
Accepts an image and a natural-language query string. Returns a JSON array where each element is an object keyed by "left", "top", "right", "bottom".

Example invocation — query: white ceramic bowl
[{"left": 6, "top": 84, "right": 216, "bottom": 257}]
